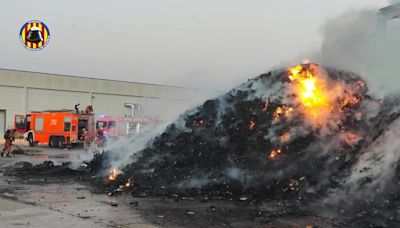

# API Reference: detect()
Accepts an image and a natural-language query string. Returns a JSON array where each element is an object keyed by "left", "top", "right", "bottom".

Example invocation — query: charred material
[
  {"left": 113, "top": 63, "right": 400, "bottom": 226},
  {"left": 121, "top": 64, "right": 367, "bottom": 197}
]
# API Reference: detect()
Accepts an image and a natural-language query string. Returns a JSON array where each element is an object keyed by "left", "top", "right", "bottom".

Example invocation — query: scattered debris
[
  {"left": 129, "top": 201, "right": 139, "bottom": 206},
  {"left": 101, "top": 201, "right": 119, "bottom": 207}
]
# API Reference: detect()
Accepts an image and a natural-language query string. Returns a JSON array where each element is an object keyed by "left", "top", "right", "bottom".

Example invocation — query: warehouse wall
[
  {"left": 0, "top": 85, "right": 25, "bottom": 134},
  {"left": 92, "top": 93, "right": 143, "bottom": 117},
  {"left": 0, "top": 68, "right": 216, "bottom": 134},
  {"left": 27, "top": 89, "right": 90, "bottom": 112}
]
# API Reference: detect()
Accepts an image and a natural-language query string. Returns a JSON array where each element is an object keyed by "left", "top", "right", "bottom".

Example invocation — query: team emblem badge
[{"left": 19, "top": 20, "right": 50, "bottom": 50}]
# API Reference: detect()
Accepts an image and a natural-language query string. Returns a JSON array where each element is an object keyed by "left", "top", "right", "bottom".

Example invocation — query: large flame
[
  {"left": 269, "top": 63, "right": 365, "bottom": 160},
  {"left": 288, "top": 64, "right": 331, "bottom": 124}
]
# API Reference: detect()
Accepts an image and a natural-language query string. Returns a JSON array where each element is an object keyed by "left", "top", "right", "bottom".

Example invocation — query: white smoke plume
[
  {"left": 346, "top": 116, "right": 400, "bottom": 194},
  {"left": 314, "top": 4, "right": 400, "bottom": 97},
  {"left": 102, "top": 122, "right": 171, "bottom": 172},
  {"left": 310, "top": 3, "right": 400, "bottom": 199}
]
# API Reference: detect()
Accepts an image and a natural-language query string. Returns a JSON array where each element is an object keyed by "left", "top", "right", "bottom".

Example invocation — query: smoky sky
[
  {"left": 0, "top": 0, "right": 388, "bottom": 91},
  {"left": 314, "top": 1, "right": 400, "bottom": 96}
]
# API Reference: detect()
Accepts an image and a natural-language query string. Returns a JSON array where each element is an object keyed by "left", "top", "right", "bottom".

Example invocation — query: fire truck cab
[
  {"left": 96, "top": 116, "right": 154, "bottom": 139},
  {"left": 19, "top": 110, "right": 95, "bottom": 148}
]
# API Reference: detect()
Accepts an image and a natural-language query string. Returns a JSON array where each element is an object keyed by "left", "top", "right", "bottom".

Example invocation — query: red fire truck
[
  {"left": 16, "top": 110, "right": 95, "bottom": 148},
  {"left": 96, "top": 116, "right": 154, "bottom": 140}
]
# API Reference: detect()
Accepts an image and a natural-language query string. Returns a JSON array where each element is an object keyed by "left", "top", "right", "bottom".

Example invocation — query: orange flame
[
  {"left": 288, "top": 64, "right": 331, "bottom": 124},
  {"left": 274, "top": 106, "right": 294, "bottom": 120},
  {"left": 108, "top": 168, "right": 119, "bottom": 181},
  {"left": 269, "top": 149, "right": 281, "bottom": 160}
]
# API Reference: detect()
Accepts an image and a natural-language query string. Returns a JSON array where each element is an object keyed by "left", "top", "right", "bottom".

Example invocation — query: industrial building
[{"left": 0, "top": 68, "right": 212, "bottom": 134}]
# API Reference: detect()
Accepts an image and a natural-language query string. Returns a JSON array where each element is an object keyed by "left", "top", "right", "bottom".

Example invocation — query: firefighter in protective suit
[
  {"left": 96, "top": 127, "right": 105, "bottom": 147},
  {"left": 2, "top": 129, "right": 16, "bottom": 157},
  {"left": 81, "top": 128, "right": 90, "bottom": 151},
  {"left": 85, "top": 104, "right": 93, "bottom": 114}
]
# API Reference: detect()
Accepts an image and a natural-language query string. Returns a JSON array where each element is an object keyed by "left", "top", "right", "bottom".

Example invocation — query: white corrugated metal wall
[{"left": 0, "top": 69, "right": 215, "bottom": 132}]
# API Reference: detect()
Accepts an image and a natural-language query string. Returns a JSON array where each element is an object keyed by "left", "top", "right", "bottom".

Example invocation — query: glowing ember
[
  {"left": 269, "top": 149, "right": 281, "bottom": 160},
  {"left": 119, "top": 179, "right": 133, "bottom": 189},
  {"left": 345, "top": 132, "right": 359, "bottom": 145},
  {"left": 275, "top": 107, "right": 284, "bottom": 115},
  {"left": 249, "top": 120, "right": 255, "bottom": 129},
  {"left": 273, "top": 106, "right": 294, "bottom": 119},
  {"left": 341, "top": 96, "right": 361, "bottom": 111},
  {"left": 193, "top": 118, "right": 204, "bottom": 126},
  {"left": 107, "top": 168, "right": 119, "bottom": 181},
  {"left": 125, "top": 179, "right": 132, "bottom": 187},
  {"left": 280, "top": 132, "right": 291, "bottom": 143}
]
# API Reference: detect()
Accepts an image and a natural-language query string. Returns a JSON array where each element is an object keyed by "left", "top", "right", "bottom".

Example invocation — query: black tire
[
  {"left": 49, "top": 136, "right": 59, "bottom": 148},
  {"left": 48, "top": 136, "right": 53, "bottom": 148},
  {"left": 28, "top": 133, "right": 35, "bottom": 147},
  {"left": 58, "top": 137, "right": 66, "bottom": 149}
]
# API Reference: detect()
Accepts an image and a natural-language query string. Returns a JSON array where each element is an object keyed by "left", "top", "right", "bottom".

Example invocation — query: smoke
[
  {"left": 346, "top": 117, "right": 400, "bottom": 194},
  {"left": 314, "top": 5, "right": 400, "bottom": 97},
  {"left": 310, "top": 2, "right": 400, "bottom": 202},
  {"left": 99, "top": 121, "right": 172, "bottom": 174}
]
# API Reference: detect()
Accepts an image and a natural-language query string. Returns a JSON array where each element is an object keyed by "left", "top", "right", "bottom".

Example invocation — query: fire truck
[
  {"left": 96, "top": 116, "right": 154, "bottom": 140},
  {"left": 15, "top": 110, "right": 95, "bottom": 148}
]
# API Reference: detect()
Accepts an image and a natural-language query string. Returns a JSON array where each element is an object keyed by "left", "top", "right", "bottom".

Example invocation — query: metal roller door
[{"left": 0, "top": 110, "right": 5, "bottom": 135}]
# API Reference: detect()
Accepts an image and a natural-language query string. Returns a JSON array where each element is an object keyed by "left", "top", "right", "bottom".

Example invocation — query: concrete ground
[
  {"left": 0, "top": 142, "right": 335, "bottom": 228},
  {"left": 0, "top": 142, "right": 158, "bottom": 228}
]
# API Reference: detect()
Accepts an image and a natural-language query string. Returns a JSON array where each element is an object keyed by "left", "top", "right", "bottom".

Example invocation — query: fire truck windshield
[
  {"left": 108, "top": 121, "right": 116, "bottom": 128},
  {"left": 96, "top": 121, "right": 108, "bottom": 129}
]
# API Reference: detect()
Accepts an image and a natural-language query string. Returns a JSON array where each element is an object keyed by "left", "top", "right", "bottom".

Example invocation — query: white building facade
[{"left": 0, "top": 68, "right": 211, "bottom": 134}]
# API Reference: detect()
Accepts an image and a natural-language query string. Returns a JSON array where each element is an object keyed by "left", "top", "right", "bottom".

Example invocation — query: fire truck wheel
[
  {"left": 59, "top": 137, "right": 66, "bottom": 149},
  {"left": 49, "top": 136, "right": 59, "bottom": 148},
  {"left": 28, "top": 134, "right": 35, "bottom": 147}
]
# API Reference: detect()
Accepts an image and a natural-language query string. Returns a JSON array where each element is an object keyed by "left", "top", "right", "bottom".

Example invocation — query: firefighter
[
  {"left": 74, "top": 103, "right": 80, "bottom": 113},
  {"left": 81, "top": 128, "right": 90, "bottom": 151},
  {"left": 96, "top": 127, "right": 105, "bottom": 147},
  {"left": 2, "top": 129, "right": 15, "bottom": 157},
  {"left": 85, "top": 104, "right": 93, "bottom": 114}
]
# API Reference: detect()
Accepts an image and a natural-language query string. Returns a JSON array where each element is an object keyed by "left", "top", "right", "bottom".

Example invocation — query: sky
[{"left": 0, "top": 0, "right": 388, "bottom": 91}]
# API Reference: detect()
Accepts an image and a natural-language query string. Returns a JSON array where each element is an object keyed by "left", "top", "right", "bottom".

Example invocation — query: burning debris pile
[
  {"left": 116, "top": 63, "right": 398, "bottom": 199},
  {"left": 100, "top": 63, "right": 400, "bottom": 225}
]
